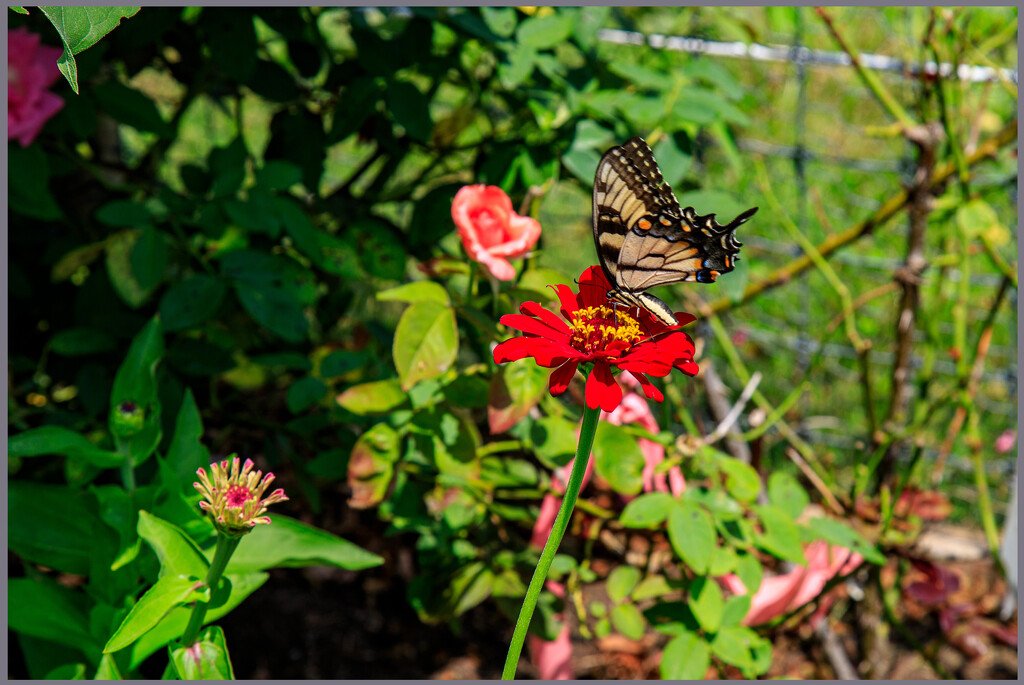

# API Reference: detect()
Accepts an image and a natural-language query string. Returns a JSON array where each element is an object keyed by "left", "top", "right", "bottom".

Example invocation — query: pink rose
[
  {"left": 9, "top": 27, "right": 65, "bottom": 147},
  {"left": 451, "top": 185, "right": 541, "bottom": 281}
]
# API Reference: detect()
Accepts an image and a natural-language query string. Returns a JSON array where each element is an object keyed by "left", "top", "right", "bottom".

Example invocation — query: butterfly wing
[{"left": 592, "top": 137, "right": 674, "bottom": 288}]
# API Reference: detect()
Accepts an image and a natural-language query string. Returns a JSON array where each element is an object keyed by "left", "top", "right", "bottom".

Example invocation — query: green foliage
[{"left": 9, "top": 5, "right": 1017, "bottom": 679}]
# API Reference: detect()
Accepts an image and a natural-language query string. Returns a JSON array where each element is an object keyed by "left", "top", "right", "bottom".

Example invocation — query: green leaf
[
  {"left": 234, "top": 281, "right": 308, "bottom": 343},
  {"left": 105, "top": 230, "right": 156, "bottom": 308},
  {"left": 393, "top": 300, "right": 459, "bottom": 391},
  {"left": 481, "top": 6, "right": 517, "bottom": 37},
  {"left": 256, "top": 160, "right": 302, "bottom": 191},
  {"left": 621, "top": 491, "right": 676, "bottom": 528},
  {"left": 630, "top": 575, "right": 675, "bottom": 601},
  {"left": 768, "top": 471, "right": 809, "bottom": 520},
  {"left": 130, "top": 226, "right": 168, "bottom": 292},
  {"left": 227, "top": 514, "right": 383, "bottom": 572},
  {"left": 9, "top": 480, "right": 104, "bottom": 574},
  {"left": 286, "top": 376, "right": 328, "bottom": 413},
  {"left": 516, "top": 12, "right": 573, "bottom": 48},
  {"left": 755, "top": 505, "right": 807, "bottom": 564},
  {"left": 660, "top": 629, "right": 710, "bottom": 680},
  {"left": 688, "top": 576, "right": 724, "bottom": 633},
  {"left": 606, "top": 565, "right": 641, "bottom": 603},
  {"left": 94, "top": 654, "right": 123, "bottom": 679},
  {"left": 320, "top": 350, "right": 367, "bottom": 379},
  {"left": 561, "top": 146, "right": 601, "bottom": 183},
  {"left": 11, "top": 6, "right": 29, "bottom": 14},
  {"left": 277, "top": 198, "right": 361, "bottom": 277},
  {"left": 169, "top": 626, "right": 234, "bottom": 679},
  {"left": 805, "top": 517, "right": 884, "bottom": 565},
  {"left": 9, "top": 145, "right": 62, "bottom": 220},
  {"left": 95, "top": 199, "right": 152, "bottom": 227},
  {"left": 128, "top": 572, "right": 267, "bottom": 669},
  {"left": 734, "top": 551, "right": 763, "bottom": 595},
  {"left": 529, "top": 414, "right": 578, "bottom": 468},
  {"left": 159, "top": 275, "right": 225, "bottom": 332},
  {"left": 92, "top": 484, "right": 142, "bottom": 570},
  {"left": 721, "top": 593, "right": 751, "bottom": 628},
  {"left": 710, "top": 625, "right": 771, "bottom": 676},
  {"left": 104, "top": 575, "right": 205, "bottom": 653},
  {"left": 8, "top": 425, "right": 123, "bottom": 467},
  {"left": 377, "top": 281, "right": 451, "bottom": 306},
  {"left": 718, "top": 456, "right": 762, "bottom": 503},
  {"left": 708, "top": 545, "right": 739, "bottom": 576},
  {"left": 163, "top": 389, "right": 209, "bottom": 491},
  {"left": 222, "top": 195, "right": 281, "bottom": 237},
  {"left": 956, "top": 198, "right": 1003, "bottom": 240},
  {"left": 9, "top": 577, "right": 100, "bottom": 658},
  {"left": 592, "top": 422, "right": 645, "bottom": 496},
  {"left": 40, "top": 6, "right": 140, "bottom": 93},
  {"left": 497, "top": 42, "right": 536, "bottom": 88},
  {"left": 336, "top": 378, "right": 408, "bottom": 415},
  {"left": 137, "top": 511, "right": 210, "bottom": 578},
  {"left": 386, "top": 80, "right": 431, "bottom": 143},
  {"left": 610, "top": 602, "right": 645, "bottom": 640},
  {"left": 92, "top": 81, "right": 172, "bottom": 137},
  {"left": 487, "top": 361, "right": 548, "bottom": 434},
  {"left": 346, "top": 423, "right": 400, "bottom": 509},
  {"left": 50, "top": 327, "right": 116, "bottom": 356},
  {"left": 668, "top": 502, "right": 717, "bottom": 573}
]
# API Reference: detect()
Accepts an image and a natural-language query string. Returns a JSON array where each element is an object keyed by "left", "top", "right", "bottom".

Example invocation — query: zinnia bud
[{"left": 111, "top": 401, "right": 146, "bottom": 436}]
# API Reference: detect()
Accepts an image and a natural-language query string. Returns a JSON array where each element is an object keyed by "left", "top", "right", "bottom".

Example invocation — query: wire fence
[{"left": 601, "top": 17, "right": 1018, "bottom": 482}]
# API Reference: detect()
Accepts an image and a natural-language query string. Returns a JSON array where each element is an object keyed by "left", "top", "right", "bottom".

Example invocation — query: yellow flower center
[{"left": 569, "top": 305, "right": 642, "bottom": 353}]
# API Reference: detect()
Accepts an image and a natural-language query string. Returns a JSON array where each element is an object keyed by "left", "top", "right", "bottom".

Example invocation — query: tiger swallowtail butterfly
[{"left": 592, "top": 136, "right": 758, "bottom": 326}]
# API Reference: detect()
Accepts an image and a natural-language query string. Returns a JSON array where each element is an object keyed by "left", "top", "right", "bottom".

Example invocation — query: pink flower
[
  {"left": 193, "top": 456, "right": 289, "bottom": 536},
  {"left": 8, "top": 28, "right": 65, "bottom": 147},
  {"left": 995, "top": 429, "right": 1016, "bottom": 454},
  {"left": 718, "top": 540, "right": 862, "bottom": 627},
  {"left": 451, "top": 185, "right": 541, "bottom": 281}
]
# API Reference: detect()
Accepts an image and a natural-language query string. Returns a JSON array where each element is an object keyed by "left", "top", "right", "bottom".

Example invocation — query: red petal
[
  {"left": 548, "top": 361, "right": 579, "bottom": 395},
  {"left": 674, "top": 311, "right": 697, "bottom": 327},
  {"left": 579, "top": 265, "right": 611, "bottom": 290},
  {"left": 500, "top": 314, "right": 570, "bottom": 342},
  {"left": 494, "top": 337, "right": 577, "bottom": 367},
  {"left": 586, "top": 362, "right": 622, "bottom": 412},
  {"left": 677, "top": 360, "right": 699, "bottom": 376},
  {"left": 630, "top": 372, "right": 664, "bottom": 402},
  {"left": 578, "top": 267, "right": 612, "bottom": 309},
  {"left": 520, "top": 300, "right": 572, "bottom": 336},
  {"left": 551, "top": 283, "right": 581, "bottom": 322}
]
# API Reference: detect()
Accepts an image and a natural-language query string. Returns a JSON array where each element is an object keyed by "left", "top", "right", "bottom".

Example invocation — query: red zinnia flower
[{"left": 492, "top": 266, "right": 699, "bottom": 412}]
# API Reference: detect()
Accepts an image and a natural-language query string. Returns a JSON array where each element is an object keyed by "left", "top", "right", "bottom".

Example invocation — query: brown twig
[
  {"left": 879, "top": 122, "right": 944, "bottom": 485},
  {"left": 705, "top": 119, "right": 1017, "bottom": 315}
]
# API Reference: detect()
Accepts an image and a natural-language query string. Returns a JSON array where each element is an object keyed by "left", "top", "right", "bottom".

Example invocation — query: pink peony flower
[
  {"left": 451, "top": 185, "right": 541, "bottom": 281},
  {"left": 9, "top": 27, "right": 65, "bottom": 147}
]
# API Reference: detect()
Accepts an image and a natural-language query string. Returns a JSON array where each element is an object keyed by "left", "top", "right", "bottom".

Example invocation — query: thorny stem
[
  {"left": 879, "top": 122, "right": 942, "bottom": 485},
  {"left": 704, "top": 119, "right": 1017, "bottom": 316},
  {"left": 502, "top": 398, "right": 600, "bottom": 680}
]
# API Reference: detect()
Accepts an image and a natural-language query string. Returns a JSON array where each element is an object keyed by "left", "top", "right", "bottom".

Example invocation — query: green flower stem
[
  {"left": 502, "top": 400, "right": 601, "bottom": 680},
  {"left": 180, "top": 532, "right": 242, "bottom": 646}
]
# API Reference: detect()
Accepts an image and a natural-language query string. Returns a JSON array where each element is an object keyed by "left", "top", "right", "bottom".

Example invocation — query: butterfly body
[{"left": 592, "top": 136, "right": 758, "bottom": 326}]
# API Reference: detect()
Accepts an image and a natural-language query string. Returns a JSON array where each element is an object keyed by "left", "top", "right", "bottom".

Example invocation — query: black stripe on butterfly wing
[{"left": 592, "top": 137, "right": 672, "bottom": 287}]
